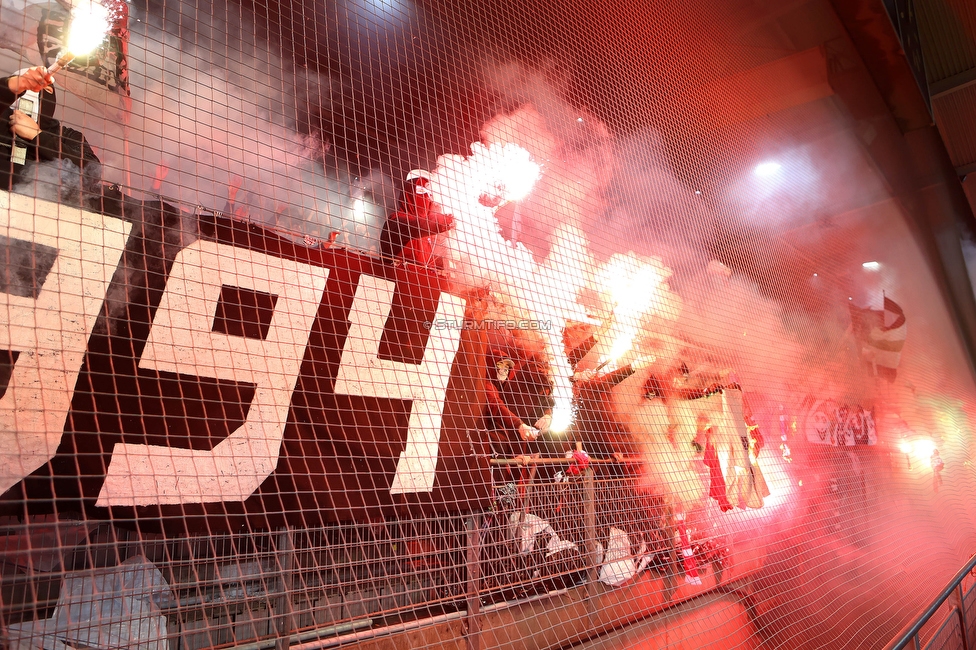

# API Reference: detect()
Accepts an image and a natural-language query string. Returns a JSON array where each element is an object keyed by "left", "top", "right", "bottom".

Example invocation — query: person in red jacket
[{"left": 379, "top": 170, "right": 454, "bottom": 266}]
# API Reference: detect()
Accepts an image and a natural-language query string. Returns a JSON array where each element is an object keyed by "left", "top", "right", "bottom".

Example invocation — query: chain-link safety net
[{"left": 1, "top": 0, "right": 976, "bottom": 648}]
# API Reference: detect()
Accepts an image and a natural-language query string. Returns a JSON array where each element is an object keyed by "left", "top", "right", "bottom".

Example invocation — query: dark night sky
[{"left": 219, "top": 0, "right": 722, "bottom": 180}]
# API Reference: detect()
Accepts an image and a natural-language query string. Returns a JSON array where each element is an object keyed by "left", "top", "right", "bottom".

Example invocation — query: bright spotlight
[
  {"left": 898, "top": 441, "right": 912, "bottom": 454},
  {"left": 350, "top": 0, "right": 411, "bottom": 26},
  {"left": 862, "top": 261, "right": 881, "bottom": 271},
  {"left": 754, "top": 161, "right": 782, "bottom": 177}
]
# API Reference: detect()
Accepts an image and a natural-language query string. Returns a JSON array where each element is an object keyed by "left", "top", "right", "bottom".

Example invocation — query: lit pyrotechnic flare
[
  {"left": 596, "top": 252, "right": 670, "bottom": 362},
  {"left": 475, "top": 144, "right": 580, "bottom": 433},
  {"left": 472, "top": 142, "right": 541, "bottom": 206},
  {"left": 428, "top": 141, "right": 589, "bottom": 432},
  {"left": 898, "top": 438, "right": 938, "bottom": 470},
  {"left": 46, "top": 1, "right": 112, "bottom": 75}
]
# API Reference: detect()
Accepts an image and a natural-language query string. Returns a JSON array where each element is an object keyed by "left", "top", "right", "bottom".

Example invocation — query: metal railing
[
  {"left": 1, "top": 458, "right": 698, "bottom": 650},
  {"left": 885, "top": 554, "right": 976, "bottom": 650}
]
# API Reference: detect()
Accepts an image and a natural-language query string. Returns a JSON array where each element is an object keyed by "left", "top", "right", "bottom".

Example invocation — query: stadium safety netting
[{"left": 0, "top": 0, "right": 976, "bottom": 648}]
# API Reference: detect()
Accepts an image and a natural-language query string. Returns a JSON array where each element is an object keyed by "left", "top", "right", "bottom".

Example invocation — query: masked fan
[
  {"left": 483, "top": 351, "right": 552, "bottom": 457},
  {"left": 379, "top": 170, "right": 455, "bottom": 266}
]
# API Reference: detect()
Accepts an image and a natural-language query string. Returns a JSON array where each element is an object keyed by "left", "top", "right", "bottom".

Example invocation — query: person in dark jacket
[
  {"left": 1, "top": 66, "right": 100, "bottom": 195},
  {"left": 572, "top": 363, "right": 639, "bottom": 459},
  {"left": 562, "top": 321, "right": 641, "bottom": 459},
  {"left": 483, "top": 354, "right": 543, "bottom": 458}
]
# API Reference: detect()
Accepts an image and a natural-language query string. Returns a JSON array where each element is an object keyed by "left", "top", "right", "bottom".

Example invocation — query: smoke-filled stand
[{"left": 1, "top": 0, "right": 976, "bottom": 649}]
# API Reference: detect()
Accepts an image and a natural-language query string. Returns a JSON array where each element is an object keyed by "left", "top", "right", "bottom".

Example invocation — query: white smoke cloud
[
  {"left": 0, "top": 0, "right": 391, "bottom": 251},
  {"left": 13, "top": 157, "right": 92, "bottom": 206},
  {"left": 677, "top": 270, "right": 801, "bottom": 403}
]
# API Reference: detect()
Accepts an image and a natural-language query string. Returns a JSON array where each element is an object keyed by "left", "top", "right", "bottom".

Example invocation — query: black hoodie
[{"left": 0, "top": 76, "right": 99, "bottom": 192}]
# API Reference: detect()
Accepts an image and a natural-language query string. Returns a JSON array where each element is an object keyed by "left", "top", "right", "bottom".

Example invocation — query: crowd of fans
[{"left": 0, "top": 60, "right": 734, "bottom": 594}]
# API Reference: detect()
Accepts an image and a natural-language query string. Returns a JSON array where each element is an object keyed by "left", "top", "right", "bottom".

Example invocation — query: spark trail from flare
[
  {"left": 596, "top": 252, "right": 671, "bottom": 362},
  {"left": 429, "top": 142, "right": 586, "bottom": 432}
]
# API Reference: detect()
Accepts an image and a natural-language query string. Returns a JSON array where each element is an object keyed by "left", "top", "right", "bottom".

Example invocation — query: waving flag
[{"left": 849, "top": 296, "right": 907, "bottom": 381}]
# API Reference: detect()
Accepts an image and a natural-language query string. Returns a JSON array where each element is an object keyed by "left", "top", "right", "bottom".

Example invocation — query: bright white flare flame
[
  {"left": 899, "top": 438, "right": 938, "bottom": 466},
  {"left": 754, "top": 161, "right": 782, "bottom": 178},
  {"left": 429, "top": 142, "right": 584, "bottom": 432},
  {"left": 351, "top": 198, "right": 367, "bottom": 222},
  {"left": 66, "top": 1, "right": 111, "bottom": 55},
  {"left": 597, "top": 253, "right": 667, "bottom": 361},
  {"left": 473, "top": 142, "right": 541, "bottom": 203},
  {"left": 913, "top": 439, "right": 936, "bottom": 460},
  {"left": 550, "top": 399, "right": 574, "bottom": 433}
]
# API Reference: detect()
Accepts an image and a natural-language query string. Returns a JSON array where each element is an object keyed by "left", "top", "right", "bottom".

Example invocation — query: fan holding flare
[{"left": 426, "top": 140, "right": 589, "bottom": 433}]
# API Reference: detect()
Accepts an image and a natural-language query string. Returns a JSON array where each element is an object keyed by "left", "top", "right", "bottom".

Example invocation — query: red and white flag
[{"left": 849, "top": 296, "right": 907, "bottom": 381}]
